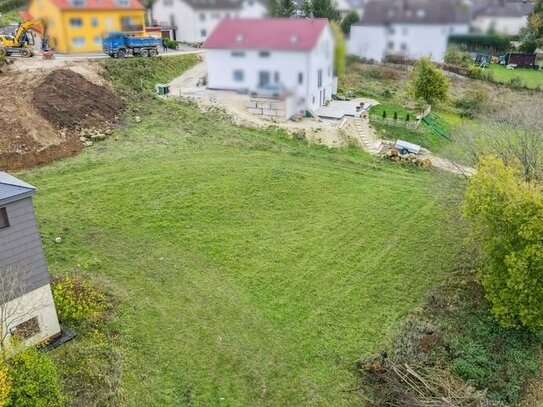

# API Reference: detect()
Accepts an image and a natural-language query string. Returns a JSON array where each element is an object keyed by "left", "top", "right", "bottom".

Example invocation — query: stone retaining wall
[{"left": 247, "top": 98, "right": 288, "bottom": 122}]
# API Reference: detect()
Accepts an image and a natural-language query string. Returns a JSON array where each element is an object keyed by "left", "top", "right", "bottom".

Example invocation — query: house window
[
  {"left": 402, "top": 27, "right": 408, "bottom": 35},
  {"left": 388, "top": 26, "right": 395, "bottom": 35},
  {"left": 69, "top": 17, "right": 83, "bottom": 27},
  {"left": 117, "top": 0, "right": 129, "bottom": 6},
  {"left": 71, "top": 37, "right": 86, "bottom": 47},
  {"left": 317, "top": 69, "right": 322, "bottom": 87},
  {"left": 211, "top": 12, "right": 220, "bottom": 19},
  {"left": 199, "top": 13, "right": 206, "bottom": 21},
  {"left": 71, "top": 0, "right": 85, "bottom": 6},
  {"left": 388, "top": 41, "right": 394, "bottom": 50},
  {"left": 200, "top": 29, "right": 207, "bottom": 37},
  {"left": 401, "top": 43, "right": 407, "bottom": 51},
  {"left": 164, "top": 0, "right": 173, "bottom": 5},
  {"left": 259, "top": 51, "right": 270, "bottom": 57},
  {"left": 91, "top": 16, "right": 99, "bottom": 27},
  {"left": 274, "top": 71, "right": 280, "bottom": 83},
  {"left": 0, "top": 207, "right": 9, "bottom": 229},
  {"left": 233, "top": 70, "right": 244, "bottom": 82},
  {"left": 11, "top": 317, "right": 40, "bottom": 340},
  {"left": 169, "top": 14, "right": 176, "bottom": 26},
  {"left": 231, "top": 51, "right": 245, "bottom": 57},
  {"left": 298, "top": 72, "right": 303, "bottom": 84},
  {"left": 94, "top": 36, "right": 102, "bottom": 45}
]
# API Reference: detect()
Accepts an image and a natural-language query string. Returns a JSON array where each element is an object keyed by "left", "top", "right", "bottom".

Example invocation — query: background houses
[
  {"left": 0, "top": 172, "right": 61, "bottom": 348},
  {"left": 151, "top": 0, "right": 266, "bottom": 42},
  {"left": 347, "top": 0, "right": 470, "bottom": 63},
  {"left": 470, "top": 1, "right": 534, "bottom": 35},
  {"left": 204, "top": 18, "right": 336, "bottom": 118}
]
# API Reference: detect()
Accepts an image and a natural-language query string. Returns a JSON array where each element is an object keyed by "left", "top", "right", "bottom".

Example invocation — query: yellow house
[{"left": 27, "top": 0, "right": 146, "bottom": 53}]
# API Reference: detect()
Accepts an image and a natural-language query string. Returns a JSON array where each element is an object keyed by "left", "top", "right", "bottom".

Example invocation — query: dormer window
[
  {"left": 417, "top": 9, "right": 426, "bottom": 17},
  {"left": 117, "top": 0, "right": 129, "bottom": 6},
  {"left": 236, "top": 33, "right": 244, "bottom": 42},
  {"left": 71, "top": 0, "right": 85, "bottom": 6},
  {"left": 290, "top": 34, "right": 298, "bottom": 43},
  {"left": 0, "top": 208, "right": 9, "bottom": 229}
]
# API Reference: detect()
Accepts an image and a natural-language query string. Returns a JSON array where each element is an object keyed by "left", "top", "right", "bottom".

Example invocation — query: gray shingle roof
[
  {"left": 472, "top": 2, "right": 533, "bottom": 18},
  {"left": 0, "top": 173, "right": 35, "bottom": 206},
  {"left": 356, "top": 0, "right": 470, "bottom": 25}
]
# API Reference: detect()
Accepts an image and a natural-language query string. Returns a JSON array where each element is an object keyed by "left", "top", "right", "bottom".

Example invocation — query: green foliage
[
  {"left": 518, "top": 38, "right": 538, "bottom": 53},
  {"left": 455, "top": 84, "right": 489, "bottom": 118},
  {"left": 163, "top": 39, "right": 178, "bottom": 50},
  {"left": 408, "top": 58, "right": 449, "bottom": 105},
  {"left": 393, "top": 111, "right": 398, "bottom": 120},
  {"left": 406, "top": 114, "right": 410, "bottom": 121},
  {"left": 268, "top": 0, "right": 295, "bottom": 17},
  {"left": 449, "top": 34, "right": 512, "bottom": 53},
  {"left": 527, "top": 0, "right": 543, "bottom": 38},
  {"left": 52, "top": 274, "right": 106, "bottom": 325},
  {"left": 444, "top": 45, "right": 472, "bottom": 67},
  {"left": 382, "top": 109, "right": 386, "bottom": 118},
  {"left": 331, "top": 21, "right": 345, "bottom": 76},
  {"left": 103, "top": 54, "right": 200, "bottom": 98},
  {"left": 465, "top": 157, "right": 543, "bottom": 328},
  {"left": 340, "top": 11, "right": 359, "bottom": 34},
  {"left": 0, "top": 0, "right": 26, "bottom": 13},
  {"left": 6, "top": 348, "right": 65, "bottom": 407},
  {"left": 305, "top": 0, "right": 339, "bottom": 20}
]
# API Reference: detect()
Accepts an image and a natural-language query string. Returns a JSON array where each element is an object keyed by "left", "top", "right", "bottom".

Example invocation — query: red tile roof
[
  {"left": 48, "top": 0, "right": 145, "bottom": 11},
  {"left": 204, "top": 18, "right": 329, "bottom": 51}
]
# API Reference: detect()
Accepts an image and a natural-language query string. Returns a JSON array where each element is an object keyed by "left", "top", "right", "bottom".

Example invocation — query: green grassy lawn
[
  {"left": 21, "top": 57, "right": 464, "bottom": 406},
  {"left": 484, "top": 63, "right": 543, "bottom": 89},
  {"left": 369, "top": 102, "right": 414, "bottom": 120}
]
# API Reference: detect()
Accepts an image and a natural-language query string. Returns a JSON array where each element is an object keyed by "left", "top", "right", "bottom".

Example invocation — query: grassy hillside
[{"left": 23, "top": 56, "right": 464, "bottom": 405}]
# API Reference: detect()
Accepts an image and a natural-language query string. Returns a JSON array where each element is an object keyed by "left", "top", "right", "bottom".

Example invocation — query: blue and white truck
[{"left": 102, "top": 32, "right": 162, "bottom": 58}]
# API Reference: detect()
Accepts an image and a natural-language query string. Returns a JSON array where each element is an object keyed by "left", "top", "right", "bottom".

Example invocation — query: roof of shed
[
  {"left": 0, "top": 173, "right": 35, "bottom": 205},
  {"left": 204, "top": 18, "right": 329, "bottom": 51},
  {"left": 355, "top": 0, "right": 470, "bottom": 25}
]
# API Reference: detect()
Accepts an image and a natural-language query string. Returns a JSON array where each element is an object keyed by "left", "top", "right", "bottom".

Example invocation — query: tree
[
  {"left": 340, "top": 11, "right": 359, "bottom": 35},
  {"left": 268, "top": 0, "right": 296, "bottom": 17},
  {"left": 331, "top": 21, "right": 346, "bottom": 77},
  {"left": 518, "top": 38, "right": 538, "bottom": 53},
  {"left": 527, "top": 0, "right": 543, "bottom": 38},
  {"left": 454, "top": 96, "right": 543, "bottom": 182},
  {"left": 408, "top": 58, "right": 449, "bottom": 105},
  {"left": 304, "top": 0, "right": 340, "bottom": 21},
  {"left": 465, "top": 157, "right": 543, "bottom": 328}
]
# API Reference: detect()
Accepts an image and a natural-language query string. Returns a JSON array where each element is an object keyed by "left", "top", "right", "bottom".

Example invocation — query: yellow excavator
[{"left": 0, "top": 20, "right": 43, "bottom": 58}]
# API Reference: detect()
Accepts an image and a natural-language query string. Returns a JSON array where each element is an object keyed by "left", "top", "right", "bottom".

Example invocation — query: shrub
[
  {"left": 408, "top": 58, "right": 449, "bottom": 105},
  {"left": 382, "top": 110, "right": 387, "bottom": 118},
  {"left": 510, "top": 76, "right": 523, "bottom": 88},
  {"left": 340, "top": 10, "right": 359, "bottom": 35},
  {"left": 0, "top": 359, "right": 10, "bottom": 406},
  {"left": 455, "top": 84, "right": 490, "bottom": 118},
  {"left": 449, "top": 34, "right": 512, "bottom": 53},
  {"left": 406, "top": 114, "right": 410, "bottom": 121},
  {"left": 393, "top": 111, "right": 398, "bottom": 120},
  {"left": 444, "top": 45, "right": 472, "bottom": 67},
  {"left": 52, "top": 275, "right": 106, "bottom": 325},
  {"left": 6, "top": 348, "right": 65, "bottom": 407}
]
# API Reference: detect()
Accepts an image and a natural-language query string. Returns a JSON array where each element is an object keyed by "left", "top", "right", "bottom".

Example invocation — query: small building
[
  {"left": 471, "top": 2, "right": 533, "bottom": 36},
  {"left": 204, "top": 18, "right": 336, "bottom": 118},
  {"left": 151, "top": 0, "right": 266, "bottom": 43},
  {"left": 0, "top": 173, "right": 61, "bottom": 348},
  {"left": 348, "top": 0, "right": 470, "bottom": 63},
  {"left": 26, "top": 0, "right": 146, "bottom": 53},
  {"left": 506, "top": 52, "right": 537, "bottom": 68}
]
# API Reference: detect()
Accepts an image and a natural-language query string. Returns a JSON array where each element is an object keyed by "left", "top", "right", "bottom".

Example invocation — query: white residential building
[
  {"left": 204, "top": 18, "right": 336, "bottom": 117},
  {"left": 348, "top": 0, "right": 470, "bottom": 63},
  {"left": 470, "top": 2, "right": 533, "bottom": 35},
  {"left": 151, "top": 0, "right": 267, "bottom": 43}
]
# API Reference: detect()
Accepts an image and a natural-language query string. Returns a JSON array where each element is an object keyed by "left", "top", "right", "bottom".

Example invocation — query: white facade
[
  {"left": 207, "top": 25, "right": 335, "bottom": 113},
  {"left": 3, "top": 284, "right": 61, "bottom": 349},
  {"left": 471, "top": 15, "right": 528, "bottom": 36},
  {"left": 348, "top": 23, "right": 469, "bottom": 63},
  {"left": 152, "top": 0, "right": 266, "bottom": 43}
]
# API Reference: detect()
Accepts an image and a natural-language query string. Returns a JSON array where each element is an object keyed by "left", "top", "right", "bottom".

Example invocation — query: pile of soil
[
  {"left": 33, "top": 69, "right": 124, "bottom": 129},
  {"left": 0, "top": 64, "right": 124, "bottom": 170}
]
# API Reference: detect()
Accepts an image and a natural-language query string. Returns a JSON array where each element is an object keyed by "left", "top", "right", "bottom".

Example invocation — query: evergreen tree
[
  {"left": 340, "top": 11, "right": 359, "bottom": 35},
  {"left": 304, "top": 0, "right": 339, "bottom": 21},
  {"left": 268, "top": 0, "right": 296, "bottom": 17}
]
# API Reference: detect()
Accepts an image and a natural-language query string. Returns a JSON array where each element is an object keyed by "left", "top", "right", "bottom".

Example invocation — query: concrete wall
[{"left": 2, "top": 284, "right": 61, "bottom": 348}]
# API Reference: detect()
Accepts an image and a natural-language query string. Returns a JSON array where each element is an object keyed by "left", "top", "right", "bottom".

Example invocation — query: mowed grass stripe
[{"left": 25, "top": 99, "right": 462, "bottom": 406}]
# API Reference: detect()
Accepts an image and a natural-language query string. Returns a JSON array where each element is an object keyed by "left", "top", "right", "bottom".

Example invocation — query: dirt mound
[{"left": 33, "top": 69, "right": 124, "bottom": 129}]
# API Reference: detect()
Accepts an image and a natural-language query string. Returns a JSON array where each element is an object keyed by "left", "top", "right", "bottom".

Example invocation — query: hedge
[{"left": 449, "top": 34, "right": 513, "bottom": 53}]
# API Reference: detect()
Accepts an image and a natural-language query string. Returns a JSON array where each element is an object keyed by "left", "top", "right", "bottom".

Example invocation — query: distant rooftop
[
  {"left": 0, "top": 173, "right": 35, "bottom": 206},
  {"left": 472, "top": 1, "right": 533, "bottom": 18},
  {"left": 356, "top": 0, "right": 470, "bottom": 25},
  {"left": 183, "top": 0, "right": 243, "bottom": 10}
]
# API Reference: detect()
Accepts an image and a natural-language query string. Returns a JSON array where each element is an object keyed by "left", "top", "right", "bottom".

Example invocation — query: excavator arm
[{"left": 0, "top": 20, "right": 43, "bottom": 48}]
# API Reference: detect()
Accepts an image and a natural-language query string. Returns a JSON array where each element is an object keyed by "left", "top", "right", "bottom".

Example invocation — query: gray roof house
[
  {"left": 0, "top": 172, "right": 61, "bottom": 347},
  {"left": 471, "top": 1, "right": 534, "bottom": 35},
  {"left": 347, "top": 0, "right": 470, "bottom": 62}
]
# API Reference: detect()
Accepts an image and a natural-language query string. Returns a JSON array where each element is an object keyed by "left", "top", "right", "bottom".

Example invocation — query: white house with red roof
[{"left": 204, "top": 18, "right": 336, "bottom": 116}]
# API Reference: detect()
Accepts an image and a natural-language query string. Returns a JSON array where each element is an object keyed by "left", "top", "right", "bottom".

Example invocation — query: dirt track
[{"left": 0, "top": 60, "right": 123, "bottom": 170}]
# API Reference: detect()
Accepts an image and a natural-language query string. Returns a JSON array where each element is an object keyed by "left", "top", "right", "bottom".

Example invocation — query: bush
[
  {"left": 510, "top": 76, "right": 523, "bottom": 87},
  {"left": 52, "top": 274, "right": 106, "bottom": 325},
  {"left": 393, "top": 111, "right": 398, "bottom": 120},
  {"left": 408, "top": 58, "right": 449, "bottom": 105},
  {"left": 455, "top": 84, "right": 490, "bottom": 118},
  {"left": 6, "top": 348, "right": 65, "bottom": 407},
  {"left": 382, "top": 110, "right": 387, "bottom": 118},
  {"left": 444, "top": 45, "right": 472, "bottom": 67},
  {"left": 0, "top": 358, "right": 10, "bottom": 406},
  {"left": 449, "top": 34, "right": 512, "bottom": 53}
]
